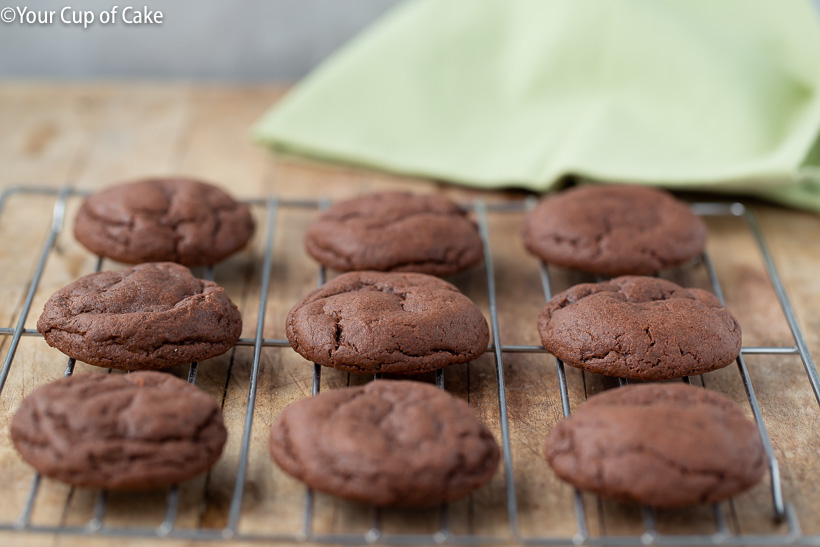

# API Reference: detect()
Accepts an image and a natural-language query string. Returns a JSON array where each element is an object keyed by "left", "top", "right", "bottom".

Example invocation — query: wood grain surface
[{"left": 0, "top": 82, "right": 818, "bottom": 547}]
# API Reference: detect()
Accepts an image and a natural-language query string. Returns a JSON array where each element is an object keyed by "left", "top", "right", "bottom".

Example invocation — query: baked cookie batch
[{"left": 10, "top": 179, "right": 764, "bottom": 511}]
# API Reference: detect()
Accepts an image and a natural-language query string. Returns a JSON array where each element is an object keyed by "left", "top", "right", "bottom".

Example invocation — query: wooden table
[{"left": 0, "top": 83, "right": 818, "bottom": 547}]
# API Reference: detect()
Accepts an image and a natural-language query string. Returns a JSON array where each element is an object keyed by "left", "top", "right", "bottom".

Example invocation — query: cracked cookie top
[
  {"left": 270, "top": 380, "right": 500, "bottom": 506},
  {"left": 305, "top": 192, "right": 483, "bottom": 277},
  {"left": 545, "top": 383, "right": 766, "bottom": 507},
  {"left": 37, "top": 262, "right": 243, "bottom": 370},
  {"left": 538, "top": 276, "right": 741, "bottom": 380},
  {"left": 74, "top": 178, "right": 255, "bottom": 266},
  {"left": 521, "top": 185, "right": 706, "bottom": 275},
  {"left": 11, "top": 371, "right": 227, "bottom": 490},
  {"left": 286, "top": 271, "right": 489, "bottom": 374}
]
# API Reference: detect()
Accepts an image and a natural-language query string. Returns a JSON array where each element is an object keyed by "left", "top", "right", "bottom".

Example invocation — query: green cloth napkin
[{"left": 254, "top": 0, "right": 820, "bottom": 212}]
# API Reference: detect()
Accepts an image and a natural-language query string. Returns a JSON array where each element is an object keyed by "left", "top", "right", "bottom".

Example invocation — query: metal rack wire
[{"left": 0, "top": 185, "right": 818, "bottom": 545}]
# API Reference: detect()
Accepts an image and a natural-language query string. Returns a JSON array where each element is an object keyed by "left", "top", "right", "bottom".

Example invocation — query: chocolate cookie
[
  {"left": 286, "top": 271, "right": 489, "bottom": 374},
  {"left": 522, "top": 185, "right": 707, "bottom": 275},
  {"left": 270, "top": 380, "right": 499, "bottom": 506},
  {"left": 74, "top": 177, "right": 254, "bottom": 266},
  {"left": 538, "top": 276, "right": 741, "bottom": 380},
  {"left": 545, "top": 384, "right": 766, "bottom": 507},
  {"left": 11, "top": 371, "right": 227, "bottom": 490},
  {"left": 37, "top": 262, "right": 242, "bottom": 370},
  {"left": 305, "top": 192, "right": 483, "bottom": 276}
]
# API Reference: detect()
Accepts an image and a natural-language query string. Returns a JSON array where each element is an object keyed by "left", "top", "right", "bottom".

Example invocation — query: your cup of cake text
[{"left": 1, "top": 6, "right": 163, "bottom": 28}]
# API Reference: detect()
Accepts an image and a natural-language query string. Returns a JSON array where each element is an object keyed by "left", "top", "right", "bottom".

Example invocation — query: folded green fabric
[{"left": 255, "top": 0, "right": 820, "bottom": 212}]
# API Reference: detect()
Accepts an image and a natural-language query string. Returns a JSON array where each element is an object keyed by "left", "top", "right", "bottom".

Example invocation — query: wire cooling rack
[{"left": 0, "top": 185, "right": 818, "bottom": 546}]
